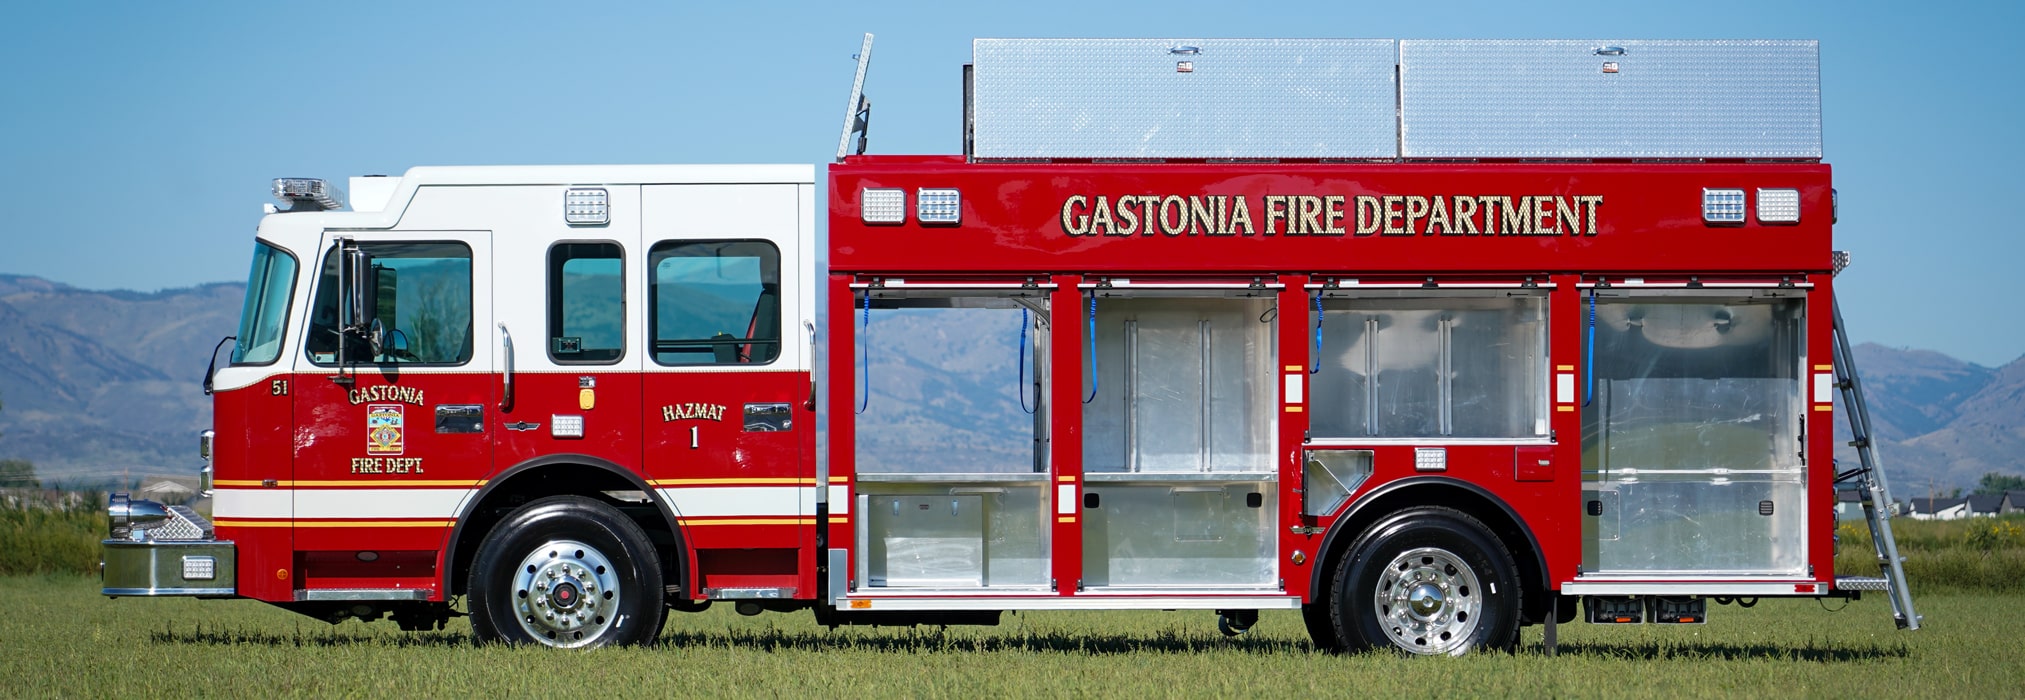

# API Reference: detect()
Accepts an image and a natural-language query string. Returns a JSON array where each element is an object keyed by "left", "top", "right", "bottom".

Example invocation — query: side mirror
[
  {"left": 336, "top": 241, "right": 384, "bottom": 362},
  {"left": 341, "top": 243, "right": 371, "bottom": 331}
]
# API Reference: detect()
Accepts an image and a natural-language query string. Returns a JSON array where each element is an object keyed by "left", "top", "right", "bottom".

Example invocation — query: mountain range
[{"left": 0, "top": 273, "right": 2018, "bottom": 492}]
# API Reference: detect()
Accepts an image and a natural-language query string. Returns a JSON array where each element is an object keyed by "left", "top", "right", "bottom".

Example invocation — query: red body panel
[
  {"left": 830, "top": 158, "right": 1832, "bottom": 276},
  {"left": 826, "top": 157, "right": 1837, "bottom": 605}
]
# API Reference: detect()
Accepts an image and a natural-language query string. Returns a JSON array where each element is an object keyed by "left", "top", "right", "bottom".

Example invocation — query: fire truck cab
[{"left": 104, "top": 37, "right": 1918, "bottom": 654}]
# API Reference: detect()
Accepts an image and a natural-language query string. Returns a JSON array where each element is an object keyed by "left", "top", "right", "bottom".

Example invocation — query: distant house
[
  {"left": 1834, "top": 489, "right": 1868, "bottom": 521},
  {"left": 136, "top": 476, "right": 199, "bottom": 504},
  {"left": 2003, "top": 491, "right": 2025, "bottom": 515},
  {"left": 1966, "top": 494, "right": 2004, "bottom": 517},
  {"left": 1906, "top": 497, "right": 1970, "bottom": 520}
]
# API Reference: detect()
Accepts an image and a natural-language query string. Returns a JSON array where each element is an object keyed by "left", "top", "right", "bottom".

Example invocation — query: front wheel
[
  {"left": 1330, "top": 507, "right": 1519, "bottom": 655},
  {"left": 468, "top": 496, "right": 665, "bottom": 648}
]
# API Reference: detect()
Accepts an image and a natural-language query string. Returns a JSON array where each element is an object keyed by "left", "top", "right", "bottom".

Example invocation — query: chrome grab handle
[{"left": 498, "top": 323, "right": 515, "bottom": 413}]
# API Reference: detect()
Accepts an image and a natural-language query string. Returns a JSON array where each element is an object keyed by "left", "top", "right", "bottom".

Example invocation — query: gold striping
[
  {"left": 215, "top": 520, "right": 453, "bottom": 528},
  {"left": 652, "top": 478, "right": 814, "bottom": 487}
]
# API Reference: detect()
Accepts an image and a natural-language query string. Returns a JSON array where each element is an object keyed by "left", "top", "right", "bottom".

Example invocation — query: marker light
[
  {"left": 1702, "top": 188, "right": 1745, "bottom": 224},
  {"left": 861, "top": 188, "right": 906, "bottom": 224},
  {"left": 564, "top": 188, "right": 609, "bottom": 226},
  {"left": 272, "top": 178, "right": 346, "bottom": 212},
  {"left": 1414, "top": 447, "right": 1447, "bottom": 472},
  {"left": 1757, "top": 188, "right": 1800, "bottom": 223},
  {"left": 917, "top": 188, "right": 961, "bottom": 224},
  {"left": 552, "top": 415, "right": 585, "bottom": 439}
]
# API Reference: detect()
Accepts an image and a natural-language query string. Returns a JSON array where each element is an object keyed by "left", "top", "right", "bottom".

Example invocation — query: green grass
[
  {"left": 2, "top": 575, "right": 2014, "bottom": 698},
  {"left": 1836, "top": 514, "right": 2025, "bottom": 593},
  {"left": 11, "top": 507, "right": 2025, "bottom": 696}
]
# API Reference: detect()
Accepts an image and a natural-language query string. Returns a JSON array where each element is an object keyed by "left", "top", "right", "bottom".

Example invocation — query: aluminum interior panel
[
  {"left": 1082, "top": 481, "right": 1277, "bottom": 587},
  {"left": 1400, "top": 40, "right": 1821, "bottom": 158},
  {"left": 972, "top": 38, "right": 1398, "bottom": 159}
]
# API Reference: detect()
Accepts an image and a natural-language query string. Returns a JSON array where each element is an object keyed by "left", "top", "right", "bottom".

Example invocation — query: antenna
[{"left": 836, "top": 33, "right": 874, "bottom": 162}]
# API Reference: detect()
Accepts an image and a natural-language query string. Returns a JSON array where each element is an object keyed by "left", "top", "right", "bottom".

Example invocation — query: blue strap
[
  {"left": 1017, "top": 307, "right": 1035, "bottom": 414},
  {"left": 1310, "top": 292, "right": 1324, "bottom": 375},
  {"left": 856, "top": 291, "right": 872, "bottom": 414},
  {"left": 1083, "top": 293, "right": 1099, "bottom": 404},
  {"left": 1584, "top": 290, "right": 1596, "bottom": 407}
]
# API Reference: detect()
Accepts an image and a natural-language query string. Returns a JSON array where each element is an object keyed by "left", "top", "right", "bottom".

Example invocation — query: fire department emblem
[{"left": 366, "top": 404, "right": 405, "bottom": 455}]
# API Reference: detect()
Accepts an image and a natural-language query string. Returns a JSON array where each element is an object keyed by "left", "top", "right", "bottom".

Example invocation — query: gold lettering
[
  {"left": 1554, "top": 196, "right": 1578, "bottom": 235},
  {"left": 1263, "top": 196, "right": 1288, "bottom": 235},
  {"left": 1578, "top": 195, "right": 1604, "bottom": 235},
  {"left": 1062, "top": 195, "right": 1090, "bottom": 236},
  {"left": 1297, "top": 196, "right": 1324, "bottom": 235},
  {"left": 1323, "top": 195, "right": 1346, "bottom": 235},
  {"left": 1406, "top": 196, "right": 1430, "bottom": 236},
  {"left": 1429, "top": 196, "right": 1454, "bottom": 235},
  {"left": 1382, "top": 196, "right": 1406, "bottom": 236},
  {"left": 1355, "top": 196, "right": 1380, "bottom": 236},
  {"left": 1188, "top": 196, "right": 1214, "bottom": 236},
  {"left": 1533, "top": 196, "right": 1556, "bottom": 235},
  {"left": 1230, "top": 196, "right": 1255, "bottom": 235},
  {"left": 1497, "top": 196, "right": 1530, "bottom": 236},
  {"left": 1159, "top": 195, "right": 1186, "bottom": 236},
  {"left": 1091, "top": 196, "right": 1115, "bottom": 235},
  {"left": 1115, "top": 195, "right": 1140, "bottom": 235}
]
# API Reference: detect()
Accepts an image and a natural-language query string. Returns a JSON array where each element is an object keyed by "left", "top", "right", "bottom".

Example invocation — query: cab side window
[
  {"left": 549, "top": 242, "right": 625, "bottom": 364},
  {"left": 649, "top": 240, "right": 781, "bottom": 365},
  {"left": 306, "top": 242, "right": 474, "bottom": 365}
]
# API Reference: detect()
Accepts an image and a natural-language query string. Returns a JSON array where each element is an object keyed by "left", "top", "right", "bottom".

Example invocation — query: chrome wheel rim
[
  {"left": 510, "top": 539, "right": 620, "bottom": 647},
  {"left": 1373, "top": 546, "right": 1482, "bottom": 655}
]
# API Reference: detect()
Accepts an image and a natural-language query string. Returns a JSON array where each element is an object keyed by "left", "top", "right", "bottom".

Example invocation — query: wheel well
[
  {"left": 445, "top": 459, "right": 681, "bottom": 598},
  {"left": 1312, "top": 480, "right": 1551, "bottom": 625}
]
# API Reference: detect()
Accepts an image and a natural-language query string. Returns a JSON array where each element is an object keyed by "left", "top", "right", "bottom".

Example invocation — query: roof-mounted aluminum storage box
[
  {"left": 966, "top": 38, "right": 1821, "bottom": 161},
  {"left": 1398, "top": 40, "right": 1820, "bottom": 159},
  {"left": 969, "top": 38, "right": 1400, "bottom": 160}
]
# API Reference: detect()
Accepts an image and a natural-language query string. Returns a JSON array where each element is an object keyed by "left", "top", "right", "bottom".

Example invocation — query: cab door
[
  {"left": 640, "top": 184, "right": 811, "bottom": 598},
  {"left": 290, "top": 232, "right": 493, "bottom": 596}
]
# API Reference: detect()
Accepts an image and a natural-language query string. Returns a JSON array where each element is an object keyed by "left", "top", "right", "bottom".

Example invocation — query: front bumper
[{"left": 101, "top": 493, "right": 236, "bottom": 598}]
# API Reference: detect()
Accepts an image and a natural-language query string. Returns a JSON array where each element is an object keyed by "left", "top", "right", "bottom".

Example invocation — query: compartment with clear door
[
  {"left": 1080, "top": 295, "right": 1278, "bottom": 588},
  {"left": 1580, "top": 292, "right": 1808, "bottom": 576}
]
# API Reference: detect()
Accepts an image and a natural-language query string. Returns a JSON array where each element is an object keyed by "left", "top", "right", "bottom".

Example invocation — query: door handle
[{"left": 498, "top": 322, "right": 515, "bottom": 413}]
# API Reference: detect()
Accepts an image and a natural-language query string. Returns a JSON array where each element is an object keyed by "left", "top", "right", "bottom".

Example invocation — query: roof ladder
[{"left": 1830, "top": 277, "right": 1921, "bottom": 630}]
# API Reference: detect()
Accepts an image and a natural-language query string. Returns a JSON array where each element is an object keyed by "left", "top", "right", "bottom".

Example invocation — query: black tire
[
  {"left": 1330, "top": 507, "right": 1520, "bottom": 655},
  {"left": 1303, "top": 600, "right": 1342, "bottom": 652},
  {"left": 468, "top": 495, "right": 665, "bottom": 648}
]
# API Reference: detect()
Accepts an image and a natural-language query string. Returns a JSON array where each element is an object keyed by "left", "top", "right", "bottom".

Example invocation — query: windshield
[{"left": 231, "top": 242, "right": 298, "bottom": 365}]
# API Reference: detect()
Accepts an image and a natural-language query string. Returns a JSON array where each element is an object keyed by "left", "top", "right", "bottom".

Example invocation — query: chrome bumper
[{"left": 101, "top": 493, "right": 236, "bottom": 597}]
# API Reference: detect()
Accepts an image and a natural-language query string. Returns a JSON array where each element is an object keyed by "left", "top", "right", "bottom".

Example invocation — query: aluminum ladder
[{"left": 1830, "top": 292, "right": 1921, "bottom": 630}]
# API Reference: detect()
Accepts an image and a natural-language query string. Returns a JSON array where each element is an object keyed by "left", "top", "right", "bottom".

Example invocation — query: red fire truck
[{"left": 102, "top": 37, "right": 1918, "bottom": 654}]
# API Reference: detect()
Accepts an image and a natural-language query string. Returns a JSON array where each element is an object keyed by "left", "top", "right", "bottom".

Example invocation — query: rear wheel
[
  {"left": 468, "top": 496, "right": 665, "bottom": 648},
  {"left": 1330, "top": 507, "right": 1519, "bottom": 655}
]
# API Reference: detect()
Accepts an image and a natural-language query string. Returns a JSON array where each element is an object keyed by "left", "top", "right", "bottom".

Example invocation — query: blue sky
[{"left": 1, "top": 1, "right": 2018, "bottom": 366}]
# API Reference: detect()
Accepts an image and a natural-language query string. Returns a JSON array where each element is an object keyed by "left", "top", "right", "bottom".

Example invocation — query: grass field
[
  {"left": 6, "top": 575, "right": 2015, "bottom": 698},
  {"left": 15, "top": 505, "right": 2025, "bottom": 697}
]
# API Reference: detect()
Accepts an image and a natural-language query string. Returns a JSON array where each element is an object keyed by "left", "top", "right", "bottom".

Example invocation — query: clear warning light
[
  {"left": 564, "top": 188, "right": 609, "bottom": 226},
  {"left": 861, "top": 188, "right": 906, "bottom": 224},
  {"left": 1702, "top": 188, "right": 1746, "bottom": 224},
  {"left": 1757, "top": 188, "right": 1800, "bottom": 223},
  {"left": 917, "top": 188, "right": 961, "bottom": 224},
  {"left": 552, "top": 415, "right": 585, "bottom": 439}
]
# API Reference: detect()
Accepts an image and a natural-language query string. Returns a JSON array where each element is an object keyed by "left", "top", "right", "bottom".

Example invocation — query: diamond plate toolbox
[
  {"left": 971, "top": 38, "right": 1399, "bottom": 160},
  {"left": 1399, "top": 40, "right": 1821, "bottom": 159}
]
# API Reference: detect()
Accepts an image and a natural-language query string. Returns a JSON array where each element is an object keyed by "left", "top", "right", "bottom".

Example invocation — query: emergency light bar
[{"left": 272, "top": 178, "right": 346, "bottom": 212}]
